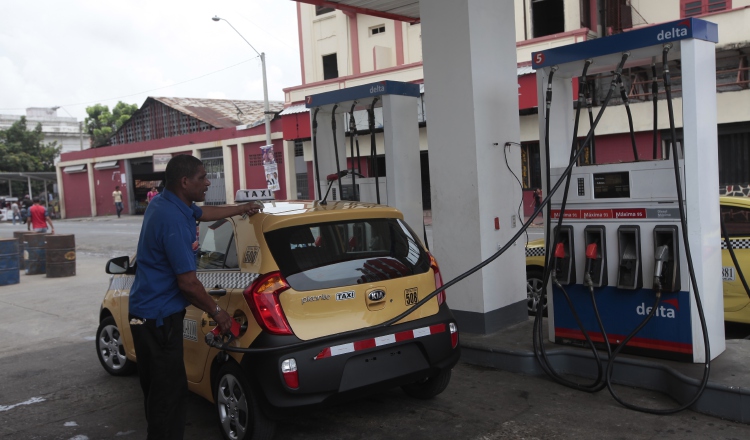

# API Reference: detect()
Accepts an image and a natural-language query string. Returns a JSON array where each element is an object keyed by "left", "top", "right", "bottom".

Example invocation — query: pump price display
[{"left": 593, "top": 171, "right": 630, "bottom": 199}]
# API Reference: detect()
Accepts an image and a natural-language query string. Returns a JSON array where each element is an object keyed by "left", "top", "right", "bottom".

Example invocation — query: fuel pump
[
  {"left": 304, "top": 81, "right": 424, "bottom": 232},
  {"left": 530, "top": 18, "right": 726, "bottom": 412}
]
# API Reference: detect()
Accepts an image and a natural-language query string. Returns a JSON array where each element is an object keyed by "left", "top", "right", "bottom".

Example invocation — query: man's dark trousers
[{"left": 130, "top": 310, "right": 187, "bottom": 440}]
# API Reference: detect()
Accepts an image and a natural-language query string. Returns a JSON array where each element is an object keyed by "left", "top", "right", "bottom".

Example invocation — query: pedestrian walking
[
  {"left": 146, "top": 187, "right": 159, "bottom": 204},
  {"left": 28, "top": 197, "right": 54, "bottom": 233},
  {"left": 112, "top": 186, "right": 124, "bottom": 218},
  {"left": 531, "top": 188, "right": 543, "bottom": 224},
  {"left": 128, "top": 155, "right": 259, "bottom": 439},
  {"left": 11, "top": 201, "right": 20, "bottom": 225}
]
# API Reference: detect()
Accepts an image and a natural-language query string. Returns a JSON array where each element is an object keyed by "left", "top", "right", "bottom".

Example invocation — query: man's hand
[
  {"left": 237, "top": 202, "right": 261, "bottom": 218},
  {"left": 214, "top": 309, "right": 233, "bottom": 334}
]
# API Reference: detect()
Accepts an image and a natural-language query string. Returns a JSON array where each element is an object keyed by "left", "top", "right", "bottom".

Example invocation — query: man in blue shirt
[{"left": 129, "top": 154, "right": 259, "bottom": 439}]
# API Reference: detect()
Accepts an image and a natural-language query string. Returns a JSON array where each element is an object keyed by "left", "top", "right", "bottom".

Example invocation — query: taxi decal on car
[
  {"left": 183, "top": 319, "right": 198, "bottom": 341},
  {"left": 335, "top": 291, "right": 355, "bottom": 301},
  {"left": 243, "top": 246, "right": 260, "bottom": 264},
  {"left": 196, "top": 272, "right": 258, "bottom": 289},
  {"left": 110, "top": 276, "right": 135, "bottom": 291}
]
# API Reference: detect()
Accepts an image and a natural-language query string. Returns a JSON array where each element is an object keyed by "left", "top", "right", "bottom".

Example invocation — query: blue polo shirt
[{"left": 129, "top": 188, "right": 203, "bottom": 326}]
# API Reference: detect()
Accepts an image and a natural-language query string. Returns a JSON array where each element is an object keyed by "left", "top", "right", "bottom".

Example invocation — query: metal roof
[
  {"left": 296, "top": 1, "right": 420, "bottom": 23},
  {"left": 151, "top": 97, "right": 285, "bottom": 129},
  {"left": 279, "top": 104, "right": 309, "bottom": 116}
]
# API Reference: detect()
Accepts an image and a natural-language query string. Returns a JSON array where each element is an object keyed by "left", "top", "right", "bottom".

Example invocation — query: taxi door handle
[{"left": 208, "top": 288, "right": 227, "bottom": 297}]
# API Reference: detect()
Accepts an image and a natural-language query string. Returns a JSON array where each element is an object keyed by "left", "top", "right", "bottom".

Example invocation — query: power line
[{"left": 0, "top": 56, "right": 259, "bottom": 111}]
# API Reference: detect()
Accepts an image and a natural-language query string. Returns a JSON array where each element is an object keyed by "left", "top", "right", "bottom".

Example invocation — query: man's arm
[
  {"left": 198, "top": 202, "right": 261, "bottom": 222},
  {"left": 176, "top": 271, "right": 233, "bottom": 333}
]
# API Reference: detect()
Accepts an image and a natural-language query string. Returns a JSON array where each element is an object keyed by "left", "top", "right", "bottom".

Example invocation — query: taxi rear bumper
[{"left": 239, "top": 303, "right": 460, "bottom": 412}]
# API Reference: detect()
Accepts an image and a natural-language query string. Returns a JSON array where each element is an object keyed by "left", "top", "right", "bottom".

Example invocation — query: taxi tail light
[
  {"left": 429, "top": 253, "right": 446, "bottom": 306},
  {"left": 244, "top": 272, "right": 293, "bottom": 335},
  {"left": 281, "top": 358, "right": 299, "bottom": 389},
  {"left": 449, "top": 322, "right": 458, "bottom": 349}
]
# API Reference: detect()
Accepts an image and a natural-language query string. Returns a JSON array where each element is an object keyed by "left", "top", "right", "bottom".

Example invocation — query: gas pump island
[
  {"left": 304, "top": 81, "right": 423, "bottom": 233},
  {"left": 532, "top": 17, "right": 725, "bottom": 365}
]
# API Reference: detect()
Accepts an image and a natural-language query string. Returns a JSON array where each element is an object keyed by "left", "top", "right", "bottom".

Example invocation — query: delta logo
[
  {"left": 657, "top": 20, "right": 690, "bottom": 41},
  {"left": 636, "top": 298, "right": 679, "bottom": 318}
]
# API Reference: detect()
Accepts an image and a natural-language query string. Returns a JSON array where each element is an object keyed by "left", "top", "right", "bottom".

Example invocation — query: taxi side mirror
[{"left": 106, "top": 256, "right": 134, "bottom": 275}]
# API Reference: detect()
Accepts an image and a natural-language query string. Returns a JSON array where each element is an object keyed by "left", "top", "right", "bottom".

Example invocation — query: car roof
[
  {"left": 720, "top": 195, "right": 750, "bottom": 207},
  {"left": 230, "top": 200, "right": 404, "bottom": 232}
]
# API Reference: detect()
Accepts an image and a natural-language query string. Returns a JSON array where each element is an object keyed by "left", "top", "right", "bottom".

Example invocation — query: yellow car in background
[
  {"left": 96, "top": 199, "right": 460, "bottom": 440},
  {"left": 524, "top": 195, "right": 750, "bottom": 323}
]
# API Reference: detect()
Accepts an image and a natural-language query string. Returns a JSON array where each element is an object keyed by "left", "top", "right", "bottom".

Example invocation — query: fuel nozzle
[
  {"left": 584, "top": 242, "right": 598, "bottom": 287},
  {"left": 553, "top": 242, "right": 566, "bottom": 283},
  {"left": 653, "top": 245, "right": 669, "bottom": 291},
  {"left": 205, "top": 318, "right": 241, "bottom": 348}
]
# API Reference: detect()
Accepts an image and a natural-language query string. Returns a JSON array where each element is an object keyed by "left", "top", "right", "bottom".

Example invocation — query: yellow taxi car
[
  {"left": 524, "top": 195, "right": 750, "bottom": 322},
  {"left": 96, "top": 197, "right": 460, "bottom": 440}
]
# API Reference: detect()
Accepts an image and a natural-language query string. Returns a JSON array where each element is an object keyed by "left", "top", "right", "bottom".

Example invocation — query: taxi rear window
[{"left": 265, "top": 218, "right": 429, "bottom": 291}]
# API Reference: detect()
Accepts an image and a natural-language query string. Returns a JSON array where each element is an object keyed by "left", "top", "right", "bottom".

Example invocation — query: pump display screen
[{"left": 593, "top": 172, "right": 630, "bottom": 199}]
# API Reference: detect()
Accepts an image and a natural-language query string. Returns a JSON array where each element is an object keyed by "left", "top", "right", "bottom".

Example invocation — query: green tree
[
  {"left": 85, "top": 101, "right": 138, "bottom": 147},
  {"left": 0, "top": 117, "right": 61, "bottom": 172}
]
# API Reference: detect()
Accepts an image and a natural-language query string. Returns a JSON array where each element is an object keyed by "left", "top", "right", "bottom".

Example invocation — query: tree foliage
[
  {"left": 0, "top": 117, "right": 61, "bottom": 173},
  {"left": 85, "top": 101, "right": 139, "bottom": 147}
]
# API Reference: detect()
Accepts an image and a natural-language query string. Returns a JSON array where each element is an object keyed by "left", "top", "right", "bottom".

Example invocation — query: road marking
[{"left": 0, "top": 396, "right": 46, "bottom": 412}]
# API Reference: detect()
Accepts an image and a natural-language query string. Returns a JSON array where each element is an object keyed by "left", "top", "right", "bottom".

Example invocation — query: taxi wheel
[
  {"left": 215, "top": 363, "right": 276, "bottom": 440},
  {"left": 527, "top": 267, "right": 548, "bottom": 316},
  {"left": 401, "top": 368, "right": 452, "bottom": 400},
  {"left": 96, "top": 316, "right": 135, "bottom": 376}
]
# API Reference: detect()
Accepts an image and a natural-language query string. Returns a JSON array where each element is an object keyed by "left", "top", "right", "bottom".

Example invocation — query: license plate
[
  {"left": 723, "top": 266, "right": 736, "bottom": 282},
  {"left": 405, "top": 288, "right": 418, "bottom": 306}
]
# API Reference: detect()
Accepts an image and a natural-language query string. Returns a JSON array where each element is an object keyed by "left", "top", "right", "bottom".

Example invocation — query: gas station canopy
[{"left": 295, "top": 0, "right": 420, "bottom": 23}]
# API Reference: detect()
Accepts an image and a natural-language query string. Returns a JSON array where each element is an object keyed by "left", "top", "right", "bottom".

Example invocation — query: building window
[
  {"left": 681, "top": 0, "right": 731, "bottom": 17},
  {"left": 532, "top": 0, "right": 565, "bottom": 38},
  {"left": 315, "top": 5, "right": 334, "bottom": 15},
  {"left": 521, "top": 142, "right": 542, "bottom": 190},
  {"left": 604, "top": 0, "right": 632, "bottom": 34},
  {"left": 323, "top": 53, "right": 338, "bottom": 80},
  {"left": 370, "top": 25, "right": 386, "bottom": 35}
]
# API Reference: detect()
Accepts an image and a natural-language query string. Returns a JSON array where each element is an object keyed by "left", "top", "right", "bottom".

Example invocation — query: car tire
[
  {"left": 96, "top": 316, "right": 136, "bottom": 376},
  {"left": 527, "top": 267, "right": 548, "bottom": 316},
  {"left": 401, "top": 368, "right": 452, "bottom": 400},
  {"left": 215, "top": 362, "right": 276, "bottom": 440}
]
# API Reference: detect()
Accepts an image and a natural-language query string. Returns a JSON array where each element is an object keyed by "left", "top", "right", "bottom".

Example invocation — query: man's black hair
[
  {"left": 32, "top": 197, "right": 40, "bottom": 204},
  {"left": 165, "top": 155, "right": 203, "bottom": 190}
]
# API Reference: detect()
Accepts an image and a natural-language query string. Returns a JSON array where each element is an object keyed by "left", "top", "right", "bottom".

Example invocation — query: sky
[{"left": 0, "top": 0, "right": 301, "bottom": 122}]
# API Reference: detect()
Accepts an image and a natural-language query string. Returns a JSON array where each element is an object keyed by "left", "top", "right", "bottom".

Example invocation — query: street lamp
[{"left": 212, "top": 15, "right": 272, "bottom": 147}]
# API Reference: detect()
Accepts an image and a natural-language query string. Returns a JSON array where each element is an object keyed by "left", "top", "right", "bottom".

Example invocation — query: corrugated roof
[
  {"left": 279, "top": 104, "right": 309, "bottom": 116},
  {"left": 517, "top": 65, "right": 536, "bottom": 76},
  {"left": 151, "top": 97, "right": 285, "bottom": 128}
]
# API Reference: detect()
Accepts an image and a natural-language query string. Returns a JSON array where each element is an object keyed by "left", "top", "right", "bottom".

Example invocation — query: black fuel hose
[
  {"left": 618, "top": 77, "right": 640, "bottom": 162},
  {"left": 349, "top": 102, "right": 359, "bottom": 201},
  {"left": 331, "top": 104, "right": 344, "bottom": 200},
  {"left": 368, "top": 98, "right": 380, "bottom": 204},
  {"left": 535, "top": 55, "right": 629, "bottom": 392},
  {"left": 312, "top": 108, "right": 322, "bottom": 198},
  {"left": 604, "top": 44, "right": 712, "bottom": 415},
  {"left": 652, "top": 63, "right": 659, "bottom": 160}
]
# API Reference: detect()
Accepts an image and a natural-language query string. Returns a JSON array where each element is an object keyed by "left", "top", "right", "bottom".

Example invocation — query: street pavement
[{"left": 1, "top": 215, "right": 749, "bottom": 439}]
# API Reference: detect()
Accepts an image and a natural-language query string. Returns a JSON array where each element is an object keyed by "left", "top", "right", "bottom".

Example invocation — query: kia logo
[{"left": 368, "top": 290, "right": 386, "bottom": 301}]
